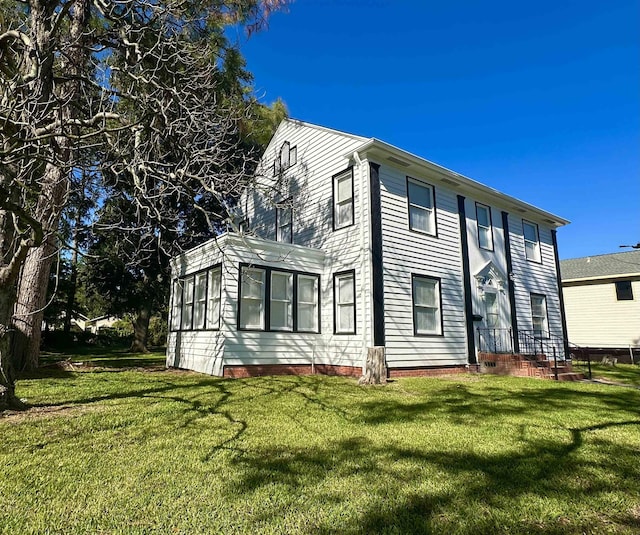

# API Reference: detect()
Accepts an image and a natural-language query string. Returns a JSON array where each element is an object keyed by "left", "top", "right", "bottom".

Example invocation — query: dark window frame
[
  {"left": 411, "top": 273, "right": 444, "bottom": 337},
  {"left": 237, "top": 263, "right": 321, "bottom": 333},
  {"left": 333, "top": 269, "right": 357, "bottom": 335},
  {"left": 406, "top": 176, "right": 438, "bottom": 237},
  {"left": 530, "top": 292, "right": 549, "bottom": 338},
  {"left": 274, "top": 141, "right": 297, "bottom": 176},
  {"left": 170, "top": 264, "right": 222, "bottom": 332},
  {"left": 523, "top": 219, "right": 542, "bottom": 264},
  {"left": 332, "top": 167, "right": 355, "bottom": 231},
  {"left": 615, "top": 280, "right": 634, "bottom": 301},
  {"left": 475, "top": 202, "right": 494, "bottom": 251}
]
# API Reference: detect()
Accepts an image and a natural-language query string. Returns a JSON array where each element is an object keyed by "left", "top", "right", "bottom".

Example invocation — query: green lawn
[
  {"left": 1, "top": 356, "right": 639, "bottom": 534},
  {"left": 577, "top": 362, "right": 640, "bottom": 387}
]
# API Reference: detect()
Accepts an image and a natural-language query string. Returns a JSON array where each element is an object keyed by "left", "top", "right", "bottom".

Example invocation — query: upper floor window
[
  {"left": 407, "top": 177, "right": 436, "bottom": 236},
  {"left": 530, "top": 293, "right": 548, "bottom": 337},
  {"left": 412, "top": 274, "right": 442, "bottom": 336},
  {"left": 334, "top": 270, "right": 356, "bottom": 334},
  {"left": 476, "top": 203, "right": 493, "bottom": 250},
  {"left": 238, "top": 265, "right": 320, "bottom": 333},
  {"left": 615, "top": 281, "right": 634, "bottom": 301},
  {"left": 276, "top": 201, "right": 293, "bottom": 243},
  {"left": 523, "top": 220, "right": 541, "bottom": 262},
  {"left": 333, "top": 168, "right": 354, "bottom": 230},
  {"left": 171, "top": 265, "right": 222, "bottom": 331},
  {"left": 275, "top": 141, "right": 297, "bottom": 175}
]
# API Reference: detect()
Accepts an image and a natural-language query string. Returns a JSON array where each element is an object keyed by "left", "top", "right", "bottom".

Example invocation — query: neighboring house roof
[{"left": 560, "top": 250, "right": 640, "bottom": 282}]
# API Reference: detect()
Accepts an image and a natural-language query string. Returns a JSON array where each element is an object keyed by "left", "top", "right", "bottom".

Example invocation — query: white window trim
[
  {"left": 407, "top": 177, "right": 436, "bottom": 236},
  {"left": 334, "top": 271, "right": 356, "bottom": 334}
]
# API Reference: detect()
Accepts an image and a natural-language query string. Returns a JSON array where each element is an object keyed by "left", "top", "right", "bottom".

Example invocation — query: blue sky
[{"left": 234, "top": 0, "right": 639, "bottom": 259}]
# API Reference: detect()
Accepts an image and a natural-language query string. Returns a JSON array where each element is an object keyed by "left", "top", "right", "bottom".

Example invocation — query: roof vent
[{"left": 387, "top": 156, "right": 411, "bottom": 167}]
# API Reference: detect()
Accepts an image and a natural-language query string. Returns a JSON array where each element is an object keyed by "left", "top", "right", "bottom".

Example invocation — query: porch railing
[{"left": 476, "top": 328, "right": 514, "bottom": 354}]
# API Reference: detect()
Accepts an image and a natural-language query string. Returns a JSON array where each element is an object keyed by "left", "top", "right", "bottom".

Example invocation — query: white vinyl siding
[
  {"left": 412, "top": 276, "right": 442, "bottom": 335},
  {"left": 297, "top": 275, "right": 319, "bottom": 332},
  {"left": 333, "top": 169, "right": 354, "bottom": 230},
  {"left": 530, "top": 293, "right": 548, "bottom": 337},
  {"left": 334, "top": 271, "right": 355, "bottom": 334},
  {"left": 523, "top": 220, "right": 541, "bottom": 262},
  {"left": 407, "top": 177, "right": 436, "bottom": 235},
  {"left": 240, "top": 267, "right": 266, "bottom": 330},
  {"left": 270, "top": 271, "right": 293, "bottom": 331},
  {"left": 476, "top": 203, "right": 493, "bottom": 250},
  {"left": 206, "top": 267, "right": 221, "bottom": 329}
]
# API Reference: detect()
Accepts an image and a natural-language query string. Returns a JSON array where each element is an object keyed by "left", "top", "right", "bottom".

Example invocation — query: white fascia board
[
  {"left": 350, "top": 138, "right": 570, "bottom": 228},
  {"left": 562, "top": 273, "right": 640, "bottom": 284}
]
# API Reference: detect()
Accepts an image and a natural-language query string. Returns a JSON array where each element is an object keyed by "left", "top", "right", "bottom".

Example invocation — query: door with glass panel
[{"left": 482, "top": 290, "right": 508, "bottom": 352}]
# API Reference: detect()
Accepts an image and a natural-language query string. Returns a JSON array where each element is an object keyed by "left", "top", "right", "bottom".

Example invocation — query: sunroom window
[
  {"left": 270, "top": 271, "right": 293, "bottom": 331},
  {"left": 239, "top": 267, "right": 266, "bottom": 330}
]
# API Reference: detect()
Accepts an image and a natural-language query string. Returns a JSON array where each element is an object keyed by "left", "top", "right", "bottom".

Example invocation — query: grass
[
  {"left": 578, "top": 363, "right": 640, "bottom": 387},
  {"left": 1, "top": 353, "right": 639, "bottom": 534}
]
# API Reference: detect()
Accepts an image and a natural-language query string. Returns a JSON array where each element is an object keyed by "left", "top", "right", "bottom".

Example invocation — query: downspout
[{"left": 353, "top": 151, "right": 369, "bottom": 368}]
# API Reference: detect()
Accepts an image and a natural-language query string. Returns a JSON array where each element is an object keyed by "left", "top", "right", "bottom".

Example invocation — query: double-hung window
[
  {"left": 239, "top": 267, "right": 266, "bottom": 330},
  {"left": 476, "top": 203, "right": 493, "bottom": 250},
  {"left": 334, "top": 271, "right": 355, "bottom": 334},
  {"left": 238, "top": 265, "right": 320, "bottom": 333},
  {"left": 171, "top": 265, "right": 222, "bottom": 331},
  {"left": 276, "top": 202, "right": 293, "bottom": 243},
  {"left": 407, "top": 177, "right": 436, "bottom": 235},
  {"left": 530, "top": 293, "right": 548, "bottom": 338},
  {"left": 523, "top": 220, "right": 541, "bottom": 262},
  {"left": 412, "top": 275, "right": 442, "bottom": 335},
  {"left": 297, "top": 275, "right": 319, "bottom": 332},
  {"left": 181, "top": 275, "right": 195, "bottom": 329},
  {"left": 270, "top": 271, "right": 293, "bottom": 331},
  {"left": 333, "top": 169, "right": 354, "bottom": 230},
  {"left": 206, "top": 267, "right": 222, "bottom": 329}
]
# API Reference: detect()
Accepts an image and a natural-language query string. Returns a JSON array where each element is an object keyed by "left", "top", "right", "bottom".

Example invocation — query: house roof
[{"left": 560, "top": 250, "right": 640, "bottom": 282}]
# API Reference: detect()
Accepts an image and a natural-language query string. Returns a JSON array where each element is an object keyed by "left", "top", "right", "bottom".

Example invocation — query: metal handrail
[{"left": 476, "top": 328, "right": 514, "bottom": 354}]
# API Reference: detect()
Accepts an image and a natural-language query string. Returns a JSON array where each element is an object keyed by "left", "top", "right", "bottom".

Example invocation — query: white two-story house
[{"left": 166, "top": 119, "right": 569, "bottom": 378}]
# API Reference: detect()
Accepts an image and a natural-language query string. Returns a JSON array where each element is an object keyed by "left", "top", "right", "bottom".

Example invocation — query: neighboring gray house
[
  {"left": 561, "top": 250, "right": 640, "bottom": 357},
  {"left": 167, "top": 119, "right": 569, "bottom": 378}
]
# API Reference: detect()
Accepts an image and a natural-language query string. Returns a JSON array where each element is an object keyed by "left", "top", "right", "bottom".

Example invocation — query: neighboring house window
[
  {"left": 530, "top": 293, "right": 548, "bottom": 337},
  {"left": 412, "top": 275, "right": 442, "bottom": 336},
  {"left": 181, "top": 275, "right": 195, "bottom": 329},
  {"left": 206, "top": 267, "right": 222, "bottom": 329},
  {"left": 523, "top": 220, "right": 541, "bottom": 262},
  {"left": 238, "top": 264, "right": 321, "bottom": 333},
  {"left": 407, "top": 177, "right": 436, "bottom": 236},
  {"left": 476, "top": 203, "right": 493, "bottom": 250},
  {"left": 275, "top": 142, "right": 297, "bottom": 175},
  {"left": 270, "top": 271, "right": 294, "bottom": 331},
  {"left": 171, "top": 265, "right": 223, "bottom": 332},
  {"left": 615, "top": 281, "right": 634, "bottom": 301},
  {"left": 334, "top": 271, "right": 356, "bottom": 334},
  {"left": 240, "top": 267, "right": 266, "bottom": 330},
  {"left": 333, "top": 168, "right": 354, "bottom": 230},
  {"left": 297, "top": 275, "right": 319, "bottom": 332},
  {"left": 276, "top": 202, "right": 293, "bottom": 243}
]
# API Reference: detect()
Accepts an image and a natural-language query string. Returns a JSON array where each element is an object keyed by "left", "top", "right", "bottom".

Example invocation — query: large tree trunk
[
  {"left": 0, "top": 283, "right": 26, "bottom": 411},
  {"left": 130, "top": 306, "right": 151, "bottom": 353},
  {"left": 63, "top": 226, "right": 80, "bottom": 334},
  {"left": 12, "top": 232, "right": 59, "bottom": 371}
]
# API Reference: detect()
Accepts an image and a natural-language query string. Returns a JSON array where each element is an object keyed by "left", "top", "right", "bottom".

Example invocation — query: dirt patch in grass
[{"left": 0, "top": 403, "right": 104, "bottom": 423}]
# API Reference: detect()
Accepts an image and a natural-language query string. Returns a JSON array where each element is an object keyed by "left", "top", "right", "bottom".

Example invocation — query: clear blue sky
[{"left": 234, "top": 0, "right": 639, "bottom": 259}]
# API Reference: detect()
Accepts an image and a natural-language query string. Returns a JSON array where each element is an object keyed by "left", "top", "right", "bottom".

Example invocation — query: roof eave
[{"left": 348, "top": 138, "right": 570, "bottom": 228}]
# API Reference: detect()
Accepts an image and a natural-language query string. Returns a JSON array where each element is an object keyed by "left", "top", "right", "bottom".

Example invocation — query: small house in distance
[
  {"left": 561, "top": 250, "right": 640, "bottom": 362},
  {"left": 167, "top": 119, "right": 570, "bottom": 378}
]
